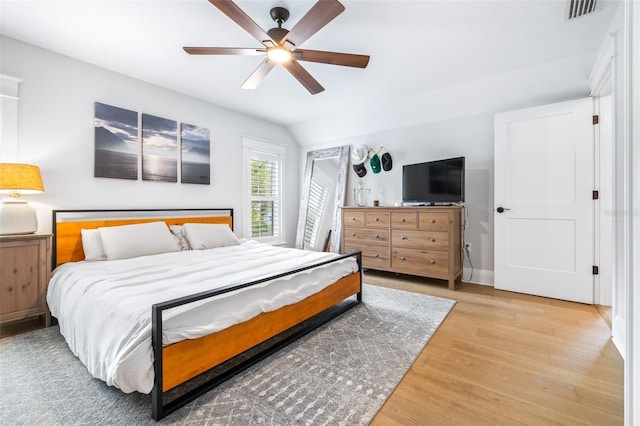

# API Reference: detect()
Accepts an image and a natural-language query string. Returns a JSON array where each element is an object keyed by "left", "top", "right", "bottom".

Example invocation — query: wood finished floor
[
  {"left": 1, "top": 273, "right": 624, "bottom": 425},
  {"left": 366, "top": 271, "right": 624, "bottom": 426}
]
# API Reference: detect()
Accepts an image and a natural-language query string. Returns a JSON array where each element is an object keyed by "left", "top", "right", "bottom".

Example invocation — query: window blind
[{"left": 250, "top": 157, "right": 280, "bottom": 238}]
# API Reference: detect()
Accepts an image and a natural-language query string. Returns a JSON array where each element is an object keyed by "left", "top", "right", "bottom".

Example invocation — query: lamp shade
[{"left": 0, "top": 163, "right": 44, "bottom": 196}]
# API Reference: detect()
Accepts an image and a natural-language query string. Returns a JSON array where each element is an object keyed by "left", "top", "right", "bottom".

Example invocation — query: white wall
[
  {"left": 0, "top": 36, "right": 299, "bottom": 245},
  {"left": 301, "top": 112, "right": 495, "bottom": 285}
]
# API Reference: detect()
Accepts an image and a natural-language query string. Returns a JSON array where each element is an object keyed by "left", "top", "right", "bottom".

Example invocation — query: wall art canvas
[
  {"left": 142, "top": 114, "right": 178, "bottom": 182},
  {"left": 94, "top": 102, "right": 139, "bottom": 180},
  {"left": 180, "top": 123, "right": 210, "bottom": 185}
]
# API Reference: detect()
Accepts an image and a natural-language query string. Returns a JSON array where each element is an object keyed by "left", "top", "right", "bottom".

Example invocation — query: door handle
[{"left": 496, "top": 207, "right": 511, "bottom": 213}]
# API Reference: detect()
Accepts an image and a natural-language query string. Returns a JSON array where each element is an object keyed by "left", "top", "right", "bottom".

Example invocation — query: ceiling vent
[{"left": 567, "top": 0, "right": 597, "bottom": 20}]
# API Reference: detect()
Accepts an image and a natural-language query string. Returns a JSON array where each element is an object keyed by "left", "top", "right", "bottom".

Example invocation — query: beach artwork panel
[
  {"left": 142, "top": 114, "right": 178, "bottom": 182},
  {"left": 181, "top": 123, "right": 210, "bottom": 185},
  {"left": 94, "top": 102, "right": 139, "bottom": 180}
]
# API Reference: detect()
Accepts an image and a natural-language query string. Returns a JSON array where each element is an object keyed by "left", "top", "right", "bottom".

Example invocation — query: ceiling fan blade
[
  {"left": 184, "top": 47, "right": 266, "bottom": 56},
  {"left": 208, "top": 0, "right": 274, "bottom": 45},
  {"left": 281, "top": 60, "right": 325, "bottom": 95},
  {"left": 282, "top": 0, "right": 345, "bottom": 48},
  {"left": 241, "top": 59, "right": 276, "bottom": 90},
  {"left": 294, "top": 49, "right": 369, "bottom": 68}
]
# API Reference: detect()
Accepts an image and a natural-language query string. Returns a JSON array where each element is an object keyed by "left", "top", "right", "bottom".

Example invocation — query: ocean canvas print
[
  {"left": 94, "top": 102, "right": 138, "bottom": 180},
  {"left": 181, "top": 123, "right": 210, "bottom": 185},
  {"left": 142, "top": 114, "right": 178, "bottom": 182}
]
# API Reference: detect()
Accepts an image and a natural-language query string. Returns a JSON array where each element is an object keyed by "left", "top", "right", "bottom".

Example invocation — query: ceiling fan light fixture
[{"left": 267, "top": 46, "right": 292, "bottom": 63}]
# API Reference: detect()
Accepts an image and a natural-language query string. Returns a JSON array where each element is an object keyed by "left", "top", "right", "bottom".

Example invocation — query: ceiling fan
[{"left": 183, "top": 0, "right": 370, "bottom": 95}]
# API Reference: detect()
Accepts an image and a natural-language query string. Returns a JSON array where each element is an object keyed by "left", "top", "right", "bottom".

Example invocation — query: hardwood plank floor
[{"left": 366, "top": 270, "right": 624, "bottom": 426}]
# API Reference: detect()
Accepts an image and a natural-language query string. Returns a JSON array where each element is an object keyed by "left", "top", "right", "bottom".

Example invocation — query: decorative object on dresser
[
  {"left": 0, "top": 233, "right": 52, "bottom": 326},
  {"left": 0, "top": 163, "right": 45, "bottom": 235},
  {"left": 342, "top": 206, "right": 462, "bottom": 289}
]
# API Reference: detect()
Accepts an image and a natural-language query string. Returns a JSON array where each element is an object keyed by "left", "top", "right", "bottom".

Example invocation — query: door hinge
[
  {"left": 593, "top": 115, "right": 599, "bottom": 125},
  {"left": 593, "top": 265, "right": 599, "bottom": 275},
  {"left": 593, "top": 190, "right": 599, "bottom": 200}
]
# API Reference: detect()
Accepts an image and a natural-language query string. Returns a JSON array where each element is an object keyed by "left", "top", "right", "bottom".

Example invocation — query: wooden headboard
[{"left": 52, "top": 209, "right": 234, "bottom": 267}]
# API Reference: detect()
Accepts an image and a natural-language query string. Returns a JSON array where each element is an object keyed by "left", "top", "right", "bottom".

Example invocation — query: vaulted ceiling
[{"left": 0, "top": 0, "right": 619, "bottom": 145}]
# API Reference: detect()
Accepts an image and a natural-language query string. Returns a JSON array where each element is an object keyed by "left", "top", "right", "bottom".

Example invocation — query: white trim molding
[
  {"left": 461, "top": 267, "right": 494, "bottom": 287},
  {"left": 0, "top": 74, "right": 22, "bottom": 162},
  {"left": 626, "top": 1, "right": 640, "bottom": 424},
  {"left": 590, "top": 33, "right": 615, "bottom": 96}
]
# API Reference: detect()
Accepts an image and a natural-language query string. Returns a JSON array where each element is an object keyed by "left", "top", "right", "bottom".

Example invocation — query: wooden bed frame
[{"left": 51, "top": 208, "right": 362, "bottom": 421}]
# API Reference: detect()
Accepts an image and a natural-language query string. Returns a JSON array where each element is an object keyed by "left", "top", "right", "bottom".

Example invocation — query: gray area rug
[{"left": 0, "top": 284, "right": 454, "bottom": 425}]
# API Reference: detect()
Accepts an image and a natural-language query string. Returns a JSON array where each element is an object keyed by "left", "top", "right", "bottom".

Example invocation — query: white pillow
[
  {"left": 81, "top": 229, "right": 107, "bottom": 261},
  {"left": 169, "top": 225, "right": 191, "bottom": 250},
  {"left": 183, "top": 223, "right": 240, "bottom": 250},
  {"left": 98, "top": 221, "right": 180, "bottom": 260}
]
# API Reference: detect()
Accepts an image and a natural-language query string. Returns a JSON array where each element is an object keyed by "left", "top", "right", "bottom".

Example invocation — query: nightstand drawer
[{"left": 0, "top": 234, "right": 52, "bottom": 326}]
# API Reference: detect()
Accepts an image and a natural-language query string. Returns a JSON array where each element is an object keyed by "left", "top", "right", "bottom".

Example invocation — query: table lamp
[{"left": 0, "top": 163, "right": 45, "bottom": 235}]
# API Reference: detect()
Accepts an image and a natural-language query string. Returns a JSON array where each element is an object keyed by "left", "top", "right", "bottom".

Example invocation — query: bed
[{"left": 48, "top": 208, "right": 362, "bottom": 420}]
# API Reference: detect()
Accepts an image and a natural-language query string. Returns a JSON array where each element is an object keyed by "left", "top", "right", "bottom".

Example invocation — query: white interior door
[{"left": 494, "top": 98, "right": 594, "bottom": 303}]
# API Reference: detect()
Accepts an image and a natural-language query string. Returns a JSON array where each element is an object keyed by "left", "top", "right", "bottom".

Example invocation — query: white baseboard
[
  {"left": 461, "top": 267, "right": 494, "bottom": 286},
  {"left": 612, "top": 315, "right": 626, "bottom": 359}
]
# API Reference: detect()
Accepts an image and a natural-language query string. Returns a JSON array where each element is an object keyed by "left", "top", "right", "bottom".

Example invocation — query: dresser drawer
[
  {"left": 392, "top": 230, "right": 449, "bottom": 250},
  {"left": 391, "top": 211, "right": 417, "bottom": 229},
  {"left": 365, "top": 211, "right": 390, "bottom": 228},
  {"left": 391, "top": 248, "right": 449, "bottom": 276},
  {"left": 344, "top": 211, "right": 366, "bottom": 226},
  {"left": 419, "top": 212, "right": 449, "bottom": 231},
  {"left": 344, "top": 227, "right": 390, "bottom": 245},
  {"left": 344, "top": 242, "right": 390, "bottom": 269}
]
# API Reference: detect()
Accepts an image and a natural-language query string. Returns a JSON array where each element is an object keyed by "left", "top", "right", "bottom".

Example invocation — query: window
[{"left": 243, "top": 138, "right": 285, "bottom": 243}]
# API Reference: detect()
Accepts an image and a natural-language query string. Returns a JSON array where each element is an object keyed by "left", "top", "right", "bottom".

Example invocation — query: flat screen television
[{"left": 402, "top": 156, "right": 465, "bottom": 205}]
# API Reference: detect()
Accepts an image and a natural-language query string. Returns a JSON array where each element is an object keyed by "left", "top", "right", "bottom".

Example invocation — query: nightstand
[{"left": 0, "top": 233, "right": 52, "bottom": 326}]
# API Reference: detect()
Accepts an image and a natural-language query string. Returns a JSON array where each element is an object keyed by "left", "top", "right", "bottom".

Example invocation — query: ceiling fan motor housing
[
  {"left": 270, "top": 7, "right": 290, "bottom": 25},
  {"left": 267, "top": 27, "right": 289, "bottom": 44}
]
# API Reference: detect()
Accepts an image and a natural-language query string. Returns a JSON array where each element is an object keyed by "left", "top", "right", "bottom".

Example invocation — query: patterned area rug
[{"left": 0, "top": 284, "right": 454, "bottom": 425}]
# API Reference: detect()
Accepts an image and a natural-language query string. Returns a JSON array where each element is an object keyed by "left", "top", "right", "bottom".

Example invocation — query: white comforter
[{"left": 47, "top": 241, "right": 358, "bottom": 394}]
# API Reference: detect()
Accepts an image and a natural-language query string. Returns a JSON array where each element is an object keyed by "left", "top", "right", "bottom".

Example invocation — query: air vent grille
[{"left": 567, "top": 0, "right": 597, "bottom": 20}]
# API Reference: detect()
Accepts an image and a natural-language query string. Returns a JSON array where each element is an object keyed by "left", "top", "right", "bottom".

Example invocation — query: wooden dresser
[
  {"left": 342, "top": 206, "right": 462, "bottom": 289},
  {"left": 0, "top": 233, "right": 52, "bottom": 326}
]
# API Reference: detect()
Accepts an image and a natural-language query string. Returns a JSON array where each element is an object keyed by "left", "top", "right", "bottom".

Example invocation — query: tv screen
[{"left": 402, "top": 157, "right": 465, "bottom": 204}]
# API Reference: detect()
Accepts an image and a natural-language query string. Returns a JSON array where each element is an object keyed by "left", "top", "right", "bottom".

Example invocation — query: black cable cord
[{"left": 461, "top": 204, "right": 474, "bottom": 282}]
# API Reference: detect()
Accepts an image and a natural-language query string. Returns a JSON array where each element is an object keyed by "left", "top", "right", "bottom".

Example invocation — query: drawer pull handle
[
  {"left": 375, "top": 234, "right": 380, "bottom": 239},
  {"left": 401, "top": 236, "right": 408, "bottom": 240},
  {"left": 351, "top": 217, "right": 356, "bottom": 221},
  {"left": 375, "top": 254, "right": 380, "bottom": 258},
  {"left": 430, "top": 238, "right": 436, "bottom": 242},
  {"left": 400, "top": 256, "right": 406, "bottom": 261},
  {"left": 400, "top": 218, "right": 406, "bottom": 222},
  {"left": 351, "top": 233, "right": 356, "bottom": 236},
  {"left": 430, "top": 259, "right": 436, "bottom": 264},
  {"left": 375, "top": 217, "right": 380, "bottom": 222},
  {"left": 430, "top": 219, "right": 436, "bottom": 223}
]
